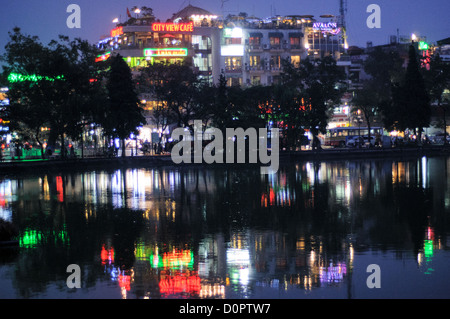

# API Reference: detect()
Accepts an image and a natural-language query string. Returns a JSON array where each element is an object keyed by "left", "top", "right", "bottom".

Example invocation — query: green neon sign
[
  {"left": 7, "top": 72, "right": 64, "bottom": 83},
  {"left": 143, "top": 48, "right": 188, "bottom": 57},
  {"left": 418, "top": 41, "right": 428, "bottom": 50}
]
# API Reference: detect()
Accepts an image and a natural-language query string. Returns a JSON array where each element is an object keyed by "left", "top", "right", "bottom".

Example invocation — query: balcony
[
  {"left": 248, "top": 44, "right": 263, "bottom": 52},
  {"left": 289, "top": 44, "right": 303, "bottom": 52},
  {"left": 245, "top": 65, "right": 264, "bottom": 73},
  {"left": 225, "top": 66, "right": 242, "bottom": 73},
  {"left": 269, "top": 44, "right": 284, "bottom": 52}
]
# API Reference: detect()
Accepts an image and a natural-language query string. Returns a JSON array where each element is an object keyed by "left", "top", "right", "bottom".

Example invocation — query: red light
[
  {"left": 56, "top": 176, "right": 64, "bottom": 202},
  {"left": 159, "top": 272, "right": 201, "bottom": 296}
]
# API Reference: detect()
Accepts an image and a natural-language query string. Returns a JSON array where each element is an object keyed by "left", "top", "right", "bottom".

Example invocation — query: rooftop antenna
[
  {"left": 220, "top": 0, "right": 230, "bottom": 20},
  {"left": 339, "top": 0, "right": 348, "bottom": 49}
]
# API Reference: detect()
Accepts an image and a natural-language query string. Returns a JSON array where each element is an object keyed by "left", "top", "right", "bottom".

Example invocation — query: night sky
[{"left": 0, "top": 0, "right": 449, "bottom": 57}]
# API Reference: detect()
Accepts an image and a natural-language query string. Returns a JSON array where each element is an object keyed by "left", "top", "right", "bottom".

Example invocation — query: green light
[
  {"left": 143, "top": 48, "right": 188, "bottom": 57},
  {"left": 7, "top": 72, "right": 64, "bottom": 83},
  {"left": 424, "top": 239, "right": 433, "bottom": 258},
  {"left": 418, "top": 41, "right": 428, "bottom": 50},
  {"left": 19, "top": 228, "right": 69, "bottom": 248},
  {"left": 19, "top": 229, "right": 42, "bottom": 248}
]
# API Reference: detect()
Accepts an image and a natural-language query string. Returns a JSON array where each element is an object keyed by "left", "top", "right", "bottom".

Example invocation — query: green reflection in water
[{"left": 18, "top": 228, "right": 69, "bottom": 248}]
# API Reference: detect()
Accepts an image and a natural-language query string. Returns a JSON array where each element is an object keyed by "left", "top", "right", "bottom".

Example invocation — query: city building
[
  {"left": 98, "top": 5, "right": 348, "bottom": 87},
  {"left": 96, "top": 5, "right": 349, "bottom": 146}
]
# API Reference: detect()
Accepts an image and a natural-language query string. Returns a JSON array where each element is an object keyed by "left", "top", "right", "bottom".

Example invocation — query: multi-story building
[
  {"left": 98, "top": 5, "right": 348, "bottom": 86},
  {"left": 96, "top": 5, "right": 349, "bottom": 145}
]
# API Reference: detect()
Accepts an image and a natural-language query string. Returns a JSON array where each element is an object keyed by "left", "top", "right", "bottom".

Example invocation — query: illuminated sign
[
  {"left": 223, "top": 27, "right": 243, "bottom": 38},
  {"left": 220, "top": 45, "right": 244, "bottom": 56},
  {"left": 312, "top": 22, "right": 341, "bottom": 35},
  {"left": 110, "top": 26, "right": 123, "bottom": 37},
  {"left": 151, "top": 22, "right": 194, "bottom": 32},
  {"left": 418, "top": 41, "right": 429, "bottom": 50},
  {"left": 95, "top": 52, "right": 111, "bottom": 62},
  {"left": 143, "top": 48, "right": 188, "bottom": 57}
]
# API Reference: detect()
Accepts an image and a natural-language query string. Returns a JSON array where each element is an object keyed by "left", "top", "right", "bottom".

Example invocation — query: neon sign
[
  {"left": 312, "top": 22, "right": 341, "bottom": 34},
  {"left": 143, "top": 48, "right": 188, "bottom": 57},
  {"left": 8, "top": 72, "right": 64, "bottom": 83},
  {"left": 95, "top": 52, "right": 111, "bottom": 62},
  {"left": 418, "top": 41, "right": 429, "bottom": 50},
  {"left": 152, "top": 22, "right": 194, "bottom": 32},
  {"left": 110, "top": 26, "right": 123, "bottom": 37}
]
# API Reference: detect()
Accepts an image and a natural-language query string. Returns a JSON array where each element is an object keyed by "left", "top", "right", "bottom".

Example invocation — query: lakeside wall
[{"left": 0, "top": 146, "right": 449, "bottom": 174}]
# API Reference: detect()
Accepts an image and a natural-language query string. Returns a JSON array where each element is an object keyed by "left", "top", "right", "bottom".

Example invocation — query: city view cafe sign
[{"left": 151, "top": 21, "right": 194, "bottom": 32}]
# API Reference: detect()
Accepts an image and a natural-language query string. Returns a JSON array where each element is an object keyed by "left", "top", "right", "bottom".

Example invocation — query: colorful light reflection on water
[{"left": 0, "top": 156, "right": 449, "bottom": 299}]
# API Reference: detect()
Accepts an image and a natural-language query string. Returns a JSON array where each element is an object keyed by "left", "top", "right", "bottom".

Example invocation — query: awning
[
  {"left": 249, "top": 32, "right": 263, "bottom": 38},
  {"left": 268, "top": 32, "right": 283, "bottom": 38},
  {"left": 289, "top": 32, "right": 304, "bottom": 38}
]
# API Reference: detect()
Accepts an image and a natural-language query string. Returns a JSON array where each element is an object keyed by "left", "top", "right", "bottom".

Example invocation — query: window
[
  {"left": 249, "top": 37, "right": 260, "bottom": 45},
  {"left": 249, "top": 55, "right": 261, "bottom": 67},
  {"left": 227, "top": 77, "right": 242, "bottom": 86},
  {"left": 270, "top": 55, "right": 281, "bottom": 68},
  {"left": 251, "top": 76, "right": 261, "bottom": 85},
  {"left": 225, "top": 57, "right": 242, "bottom": 71},
  {"left": 290, "top": 37, "right": 300, "bottom": 46},
  {"left": 225, "top": 37, "right": 241, "bottom": 45},
  {"left": 291, "top": 55, "right": 300, "bottom": 67},
  {"left": 270, "top": 37, "right": 281, "bottom": 45}
]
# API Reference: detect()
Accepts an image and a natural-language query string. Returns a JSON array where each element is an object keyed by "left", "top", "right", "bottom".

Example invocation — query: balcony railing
[{"left": 225, "top": 66, "right": 242, "bottom": 73}]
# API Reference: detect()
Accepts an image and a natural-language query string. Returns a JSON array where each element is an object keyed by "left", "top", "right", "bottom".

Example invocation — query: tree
[
  {"left": 363, "top": 46, "right": 404, "bottom": 131},
  {"left": 397, "top": 45, "right": 431, "bottom": 143},
  {"left": 351, "top": 80, "right": 382, "bottom": 144},
  {"left": 0, "top": 28, "right": 107, "bottom": 158},
  {"left": 139, "top": 60, "right": 203, "bottom": 130},
  {"left": 423, "top": 53, "right": 450, "bottom": 143},
  {"left": 104, "top": 54, "right": 145, "bottom": 157}
]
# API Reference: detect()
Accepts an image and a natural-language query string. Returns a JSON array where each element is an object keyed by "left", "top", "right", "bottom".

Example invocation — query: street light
[
  {"left": 354, "top": 110, "right": 363, "bottom": 148},
  {"left": 112, "top": 18, "right": 119, "bottom": 23}
]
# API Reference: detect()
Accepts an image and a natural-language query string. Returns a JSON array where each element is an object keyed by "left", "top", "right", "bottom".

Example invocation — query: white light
[
  {"left": 112, "top": 18, "right": 119, "bottom": 23},
  {"left": 221, "top": 45, "right": 244, "bottom": 56},
  {"left": 411, "top": 33, "right": 417, "bottom": 41}
]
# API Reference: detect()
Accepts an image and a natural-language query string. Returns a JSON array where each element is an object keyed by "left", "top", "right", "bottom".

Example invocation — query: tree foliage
[
  {"left": 0, "top": 28, "right": 108, "bottom": 157},
  {"left": 104, "top": 54, "right": 145, "bottom": 156}
]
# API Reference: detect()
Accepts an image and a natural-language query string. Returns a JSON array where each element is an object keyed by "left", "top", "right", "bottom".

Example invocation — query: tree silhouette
[{"left": 104, "top": 54, "right": 145, "bottom": 156}]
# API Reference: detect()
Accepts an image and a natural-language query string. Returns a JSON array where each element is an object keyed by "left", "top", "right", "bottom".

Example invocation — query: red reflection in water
[
  {"left": 159, "top": 271, "right": 201, "bottom": 297},
  {"left": 119, "top": 273, "right": 131, "bottom": 291},
  {"left": 162, "top": 249, "right": 192, "bottom": 269},
  {"left": 56, "top": 176, "right": 64, "bottom": 202},
  {"left": 101, "top": 245, "right": 115, "bottom": 264},
  {"left": 426, "top": 226, "right": 434, "bottom": 241},
  {"left": 261, "top": 188, "right": 275, "bottom": 207}
]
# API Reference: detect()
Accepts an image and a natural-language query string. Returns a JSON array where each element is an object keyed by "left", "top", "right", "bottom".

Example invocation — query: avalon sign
[{"left": 312, "top": 22, "right": 341, "bottom": 34}]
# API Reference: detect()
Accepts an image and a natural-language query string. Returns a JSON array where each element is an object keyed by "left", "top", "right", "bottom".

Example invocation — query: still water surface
[{"left": 0, "top": 156, "right": 449, "bottom": 299}]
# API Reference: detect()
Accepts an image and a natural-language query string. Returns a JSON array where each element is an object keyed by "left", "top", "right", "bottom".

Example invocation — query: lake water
[{"left": 0, "top": 156, "right": 449, "bottom": 299}]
